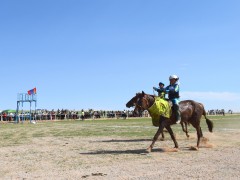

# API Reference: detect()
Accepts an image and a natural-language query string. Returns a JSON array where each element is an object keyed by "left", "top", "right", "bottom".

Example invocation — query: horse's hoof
[
  {"left": 159, "top": 137, "right": 165, "bottom": 141},
  {"left": 189, "top": 146, "right": 199, "bottom": 151},
  {"left": 146, "top": 147, "right": 152, "bottom": 153}
]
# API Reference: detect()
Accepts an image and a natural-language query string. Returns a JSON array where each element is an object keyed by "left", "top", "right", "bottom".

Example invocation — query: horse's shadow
[
  {"left": 80, "top": 138, "right": 169, "bottom": 155},
  {"left": 95, "top": 138, "right": 152, "bottom": 143},
  {"left": 80, "top": 137, "right": 205, "bottom": 155},
  {"left": 80, "top": 148, "right": 164, "bottom": 155}
]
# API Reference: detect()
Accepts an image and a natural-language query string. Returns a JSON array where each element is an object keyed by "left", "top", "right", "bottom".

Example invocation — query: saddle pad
[{"left": 148, "top": 97, "right": 171, "bottom": 127}]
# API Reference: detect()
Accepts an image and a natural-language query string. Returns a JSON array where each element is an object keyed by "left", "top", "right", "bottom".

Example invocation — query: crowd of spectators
[
  {"left": 207, "top": 109, "right": 233, "bottom": 116},
  {"left": 0, "top": 109, "right": 150, "bottom": 122},
  {"left": 0, "top": 108, "right": 234, "bottom": 122}
]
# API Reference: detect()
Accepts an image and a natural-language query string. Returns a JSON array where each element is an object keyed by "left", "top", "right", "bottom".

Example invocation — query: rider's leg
[{"left": 172, "top": 99, "right": 181, "bottom": 124}]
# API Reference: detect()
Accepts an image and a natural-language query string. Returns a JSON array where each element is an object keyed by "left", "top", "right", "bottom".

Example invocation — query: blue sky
[{"left": 0, "top": 0, "right": 240, "bottom": 112}]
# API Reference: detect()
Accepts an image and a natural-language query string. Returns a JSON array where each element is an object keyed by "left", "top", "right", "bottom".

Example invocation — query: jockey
[
  {"left": 165, "top": 75, "right": 181, "bottom": 124},
  {"left": 153, "top": 82, "right": 165, "bottom": 98}
]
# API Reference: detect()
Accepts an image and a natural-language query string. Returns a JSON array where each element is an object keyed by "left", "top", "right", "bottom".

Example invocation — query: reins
[
  {"left": 135, "top": 94, "right": 152, "bottom": 110},
  {"left": 142, "top": 95, "right": 150, "bottom": 108}
]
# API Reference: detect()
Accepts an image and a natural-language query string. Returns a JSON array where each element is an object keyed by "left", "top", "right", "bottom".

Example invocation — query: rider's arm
[
  {"left": 153, "top": 87, "right": 164, "bottom": 93},
  {"left": 165, "top": 84, "right": 179, "bottom": 94},
  {"left": 153, "top": 87, "right": 162, "bottom": 93},
  {"left": 153, "top": 87, "right": 159, "bottom": 91},
  {"left": 165, "top": 86, "right": 170, "bottom": 93},
  {"left": 174, "top": 84, "right": 179, "bottom": 93},
  {"left": 165, "top": 84, "right": 179, "bottom": 93}
]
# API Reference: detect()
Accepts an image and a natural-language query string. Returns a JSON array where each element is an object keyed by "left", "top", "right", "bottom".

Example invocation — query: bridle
[{"left": 134, "top": 94, "right": 150, "bottom": 112}]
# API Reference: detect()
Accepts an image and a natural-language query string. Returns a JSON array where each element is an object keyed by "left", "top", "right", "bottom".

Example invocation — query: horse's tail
[
  {"left": 206, "top": 117, "right": 213, "bottom": 132},
  {"left": 202, "top": 107, "right": 213, "bottom": 132}
]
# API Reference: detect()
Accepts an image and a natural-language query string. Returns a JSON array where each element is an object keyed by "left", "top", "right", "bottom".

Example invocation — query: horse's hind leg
[
  {"left": 196, "top": 126, "right": 202, "bottom": 148},
  {"left": 200, "top": 126, "right": 203, "bottom": 137},
  {"left": 181, "top": 122, "right": 190, "bottom": 138},
  {"left": 185, "top": 122, "right": 190, "bottom": 138}
]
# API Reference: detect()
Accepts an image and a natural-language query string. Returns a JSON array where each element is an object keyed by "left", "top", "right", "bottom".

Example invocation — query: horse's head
[
  {"left": 126, "top": 91, "right": 145, "bottom": 107},
  {"left": 126, "top": 91, "right": 153, "bottom": 116}
]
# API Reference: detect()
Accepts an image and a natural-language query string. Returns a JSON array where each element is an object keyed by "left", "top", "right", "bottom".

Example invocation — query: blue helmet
[{"left": 159, "top": 82, "right": 164, "bottom": 86}]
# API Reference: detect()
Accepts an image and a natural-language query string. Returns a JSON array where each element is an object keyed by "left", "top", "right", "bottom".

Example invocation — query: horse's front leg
[
  {"left": 146, "top": 122, "right": 164, "bottom": 153},
  {"left": 165, "top": 124, "right": 178, "bottom": 148}
]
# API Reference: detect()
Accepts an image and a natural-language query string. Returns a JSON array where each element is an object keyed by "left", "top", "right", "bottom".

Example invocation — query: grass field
[
  {"left": 1, "top": 114, "right": 240, "bottom": 179},
  {"left": 1, "top": 114, "right": 240, "bottom": 147}
]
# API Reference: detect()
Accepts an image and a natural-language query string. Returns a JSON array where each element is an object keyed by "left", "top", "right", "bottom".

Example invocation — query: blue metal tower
[{"left": 15, "top": 93, "right": 37, "bottom": 123}]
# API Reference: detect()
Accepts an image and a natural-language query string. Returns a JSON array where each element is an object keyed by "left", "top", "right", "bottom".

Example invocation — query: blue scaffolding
[{"left": 15, "top": 93, "right": 37, "bottom": 123}]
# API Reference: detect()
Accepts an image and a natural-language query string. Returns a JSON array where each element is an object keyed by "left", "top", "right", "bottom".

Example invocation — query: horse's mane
[{"left": 126, "top": 92, "right": 156, "bottom": 108}]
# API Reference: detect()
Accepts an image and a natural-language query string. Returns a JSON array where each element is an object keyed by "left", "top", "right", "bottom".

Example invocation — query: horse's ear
[{"left": 142, "top": 91, "right": 145, "bottom": 95}]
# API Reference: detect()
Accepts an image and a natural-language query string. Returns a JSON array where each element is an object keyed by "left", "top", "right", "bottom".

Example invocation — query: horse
[
  {"left": 126, "top": 91, "right": 213, "bottom": 152},
  {"left": 133, "top": 105, "right": 190, "bottom": 140}
]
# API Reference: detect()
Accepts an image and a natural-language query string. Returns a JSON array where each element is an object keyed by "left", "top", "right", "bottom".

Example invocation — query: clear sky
[{"left": 0, "top": 0, "right": 240, "bottom": 112}]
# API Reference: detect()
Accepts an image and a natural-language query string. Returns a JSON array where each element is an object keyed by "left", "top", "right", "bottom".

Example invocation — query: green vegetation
[{"left": 0, "top": 114, "right": 240, "bottom": 147}]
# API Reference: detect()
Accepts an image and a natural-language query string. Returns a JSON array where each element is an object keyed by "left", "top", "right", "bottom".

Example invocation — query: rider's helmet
[
  {"left": 169, "top": 75, "right": 179, "bottom": 80},
  {"left": 159, "top": 82, "right": 164, "bottom": 86}
]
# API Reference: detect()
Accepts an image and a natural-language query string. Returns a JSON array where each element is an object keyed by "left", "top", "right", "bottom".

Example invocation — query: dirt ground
[{"left": 1, "top": 128, "right": 240, "bottom": 179}]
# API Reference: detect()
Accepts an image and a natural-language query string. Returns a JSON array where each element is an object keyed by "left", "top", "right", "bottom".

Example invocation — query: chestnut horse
[
  {"left": 133, "top": 104, "right": 190, "bottom": 140},
  {"left": 126, "top": 91, "right": 213, "bottom": 151}
]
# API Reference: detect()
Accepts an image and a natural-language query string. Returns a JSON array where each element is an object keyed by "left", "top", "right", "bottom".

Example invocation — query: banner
[{"left": 28, "top": 87, "right": 37, "bottom": 95}]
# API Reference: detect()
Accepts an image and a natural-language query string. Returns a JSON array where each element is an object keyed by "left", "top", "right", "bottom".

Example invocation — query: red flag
[{"left": 28, "top": 87, "right": 37, "bottom": 95}]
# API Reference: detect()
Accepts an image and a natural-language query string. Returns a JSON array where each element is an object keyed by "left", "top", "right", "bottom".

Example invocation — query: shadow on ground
[
  {"left": 80, "top": 148, "right": 167, "bottom": 155},
  {"left": 93, "top": 138, "right": 152, "bottom": 143}
]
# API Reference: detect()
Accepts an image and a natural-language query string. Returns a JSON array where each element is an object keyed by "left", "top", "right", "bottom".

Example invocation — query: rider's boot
[{"left": 173, "top": 104, "right": 181, "bottom": 124}]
